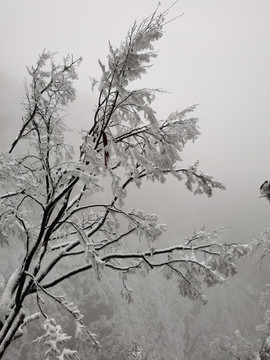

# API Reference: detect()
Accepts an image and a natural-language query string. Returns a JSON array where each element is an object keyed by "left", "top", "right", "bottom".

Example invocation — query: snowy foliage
[
  {"left": 0, "top": 5, "right": 251, "bottom": 359},
  {"left": 210, "top": 228, "right": 270, "bottom": 360},
  {"left": 33, "top": 317, "right": 78, "bottom": 360},
  {"left": 260, "top": 180, "right": 270, "bottom": 202},
  {"left": 211, "top": 330, "right": 260, "bottom": 360},
  {"left": 211, "top": 305, "right": 270, "bottom": 360}
]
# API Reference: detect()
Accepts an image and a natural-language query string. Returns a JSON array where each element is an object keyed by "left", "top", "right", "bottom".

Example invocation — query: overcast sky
[{"left": 1, "top": 0, "right": 270, "bottom": 244}]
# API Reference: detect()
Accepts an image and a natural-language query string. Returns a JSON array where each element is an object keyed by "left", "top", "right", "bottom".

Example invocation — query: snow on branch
[
  {"left": 33, "top": 317, "right": 79, "bottom": 360},
  {"left": 10, "top": 51, "right": 81, "bottom": 154},
  {"left": 40, "top": 229, "right": 251, "bottom": 305}
]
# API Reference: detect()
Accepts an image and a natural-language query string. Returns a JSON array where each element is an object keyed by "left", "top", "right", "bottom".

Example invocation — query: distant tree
[
  {"left": 210, "top": 229, "right": 270, "bottom": 360},
  {"left": 0, "top": 5, "right": 251, "bottom": 359}
]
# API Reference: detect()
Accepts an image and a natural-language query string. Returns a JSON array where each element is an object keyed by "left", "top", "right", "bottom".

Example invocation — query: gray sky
[{"left": 1, "top": 0, "right": 270, "bottom": 244}]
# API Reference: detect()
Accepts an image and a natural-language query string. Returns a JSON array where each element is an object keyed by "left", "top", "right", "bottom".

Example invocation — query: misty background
[{"left": 1, "top": 1, "right": 270, "bottom": 358}]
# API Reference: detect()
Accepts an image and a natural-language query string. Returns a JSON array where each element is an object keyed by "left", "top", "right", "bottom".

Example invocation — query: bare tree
[{"left": 0, "top": 5, "right": 251, "bottom": 359}]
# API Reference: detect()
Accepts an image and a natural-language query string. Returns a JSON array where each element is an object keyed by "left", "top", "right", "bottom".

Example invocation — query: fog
[{"left": 1, "top": 0, "right": 270, "bottom": 244}]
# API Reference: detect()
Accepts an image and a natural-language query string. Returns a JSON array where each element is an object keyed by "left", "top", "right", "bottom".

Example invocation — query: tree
[
  {"left": 0, "top": 5, "right": 251, "bottom": 359},
  {"left": 210, "top": 229, "right": 270, "bottom": 360}
]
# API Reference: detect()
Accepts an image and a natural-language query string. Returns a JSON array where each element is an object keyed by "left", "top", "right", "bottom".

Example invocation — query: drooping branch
[{"left": 39, "top": 238, "right": 250, "bottom": 292}]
